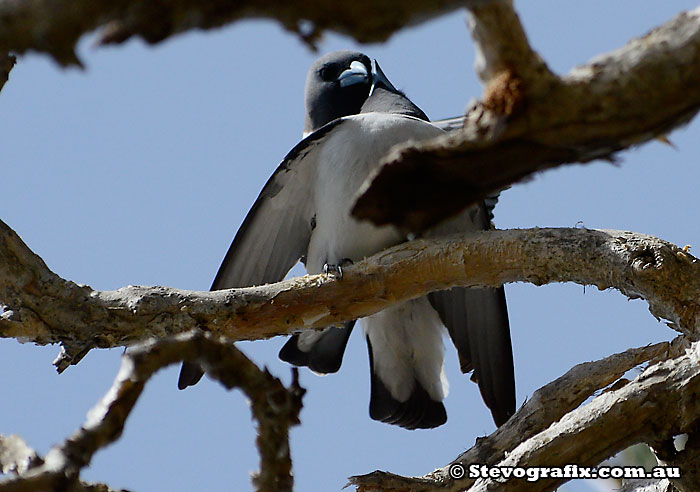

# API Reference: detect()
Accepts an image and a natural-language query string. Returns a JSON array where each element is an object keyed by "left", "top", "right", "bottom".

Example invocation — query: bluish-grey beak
[
  {"left": 370, "top": 60, "right": 398, "bottom": 95},
  {"left": 338, "top": 60, "right": 369, "bottom": 87}
]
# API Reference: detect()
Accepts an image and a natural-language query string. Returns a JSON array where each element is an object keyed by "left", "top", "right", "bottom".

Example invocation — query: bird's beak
[
  {"left": 338, "top": 60, "right": 370, "bottom": 87},
  {"left": 370, "top": 60, "right": 398, "bottom": 95}
]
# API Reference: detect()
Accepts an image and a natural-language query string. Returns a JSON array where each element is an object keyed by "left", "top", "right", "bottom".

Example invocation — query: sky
[{"left": 1, "top": 1, "right": 699, "bottom": 491}]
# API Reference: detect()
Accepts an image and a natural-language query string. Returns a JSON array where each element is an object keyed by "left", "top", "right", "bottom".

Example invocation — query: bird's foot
[{"left": 323, "top": 258, "right": 353, "bottom": 280}]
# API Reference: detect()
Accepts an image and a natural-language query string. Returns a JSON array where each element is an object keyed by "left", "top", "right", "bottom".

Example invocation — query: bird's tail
[
  {"left": 278, "top": 321, "right": 355, "bottom": 374},
  {"left": 363, "top": 298, "right": 448, "bottom": 430}
]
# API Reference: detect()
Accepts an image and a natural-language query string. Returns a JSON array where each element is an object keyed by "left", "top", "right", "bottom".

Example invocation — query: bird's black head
[{"left": 303, "top": 50, "right": 372, "bottom": 134}]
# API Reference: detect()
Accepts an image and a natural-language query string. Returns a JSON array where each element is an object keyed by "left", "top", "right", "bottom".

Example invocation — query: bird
[{"left": 178, "top": 51, "right": 515, "bottom": 429}]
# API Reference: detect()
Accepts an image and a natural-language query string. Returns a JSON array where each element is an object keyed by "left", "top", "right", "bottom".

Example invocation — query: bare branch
[
  {"left": 0, "top": 0, "right": 486, "bottom": 65},
  {"left": 352, "top": 5, "right": 700, "bottom": 230},
  {"left": 2, "top": 219, "right": 699, "bottom": 370},
  {"left": 0, "top": 333, "right": 303, "bottom": 492},
  {"left": 468, "top": 0, "right": 554, "bottom": 87}
]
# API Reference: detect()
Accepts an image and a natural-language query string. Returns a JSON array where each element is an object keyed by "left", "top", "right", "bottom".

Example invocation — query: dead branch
[
  {"left": 352, "top": 3, "right": 700, "bottom": 230},
  {"left": 0, "top": 332, "right": 303, "bottom": 492},
  {"left": 2, "top": 219, "right": 699, "bottom": 371},
  {"left": 0, "top": 0, "right": 483, "bottom": 65}
]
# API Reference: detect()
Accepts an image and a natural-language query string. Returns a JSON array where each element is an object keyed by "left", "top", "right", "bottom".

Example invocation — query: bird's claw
[
  {"left": 323, "top": 258, "right": 353, "bottom": 280},
  {"left": 323, "top": 263, "right": 343, "bottom": 279}
]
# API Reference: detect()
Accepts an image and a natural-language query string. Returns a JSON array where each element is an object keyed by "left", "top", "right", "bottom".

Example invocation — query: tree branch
[
  {"left": 2, "top": 219, "right": 699, "bottom": 370},
  {"left": 468, "top": 0, "right": 554, "bottom": 87},
  {"left": 0, "top": 332, "right": 304, "bottom": 492},
  {"left": 464, "top": 340, "right": 700, "bottom": 492},
  {"left": 0, "top": 0, "right": 484, "bottom": 65},
  {"left": 352, "top": 4, "right": 700, "bottom": 230}
]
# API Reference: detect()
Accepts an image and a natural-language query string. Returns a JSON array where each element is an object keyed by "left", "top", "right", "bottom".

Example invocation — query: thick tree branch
[
  {"left": 352, "top": 4, "right": 700, "bottom": 230},
  {"left": 468, "top": 0, "right": 554, "bottom": 87},
  {"left": 2, "top": 219, "right": 699, "bottom": 371},
  {"left": 0, "top": 333, "right": 303, "bottom": 492},
  {"left": 0, "top": 0, "right": 483, "bottom": 65}
]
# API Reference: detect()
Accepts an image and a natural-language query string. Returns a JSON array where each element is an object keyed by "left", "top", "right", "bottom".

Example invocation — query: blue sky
[{"left": 1, "top": 2, "right": 698, "bottom": 491}]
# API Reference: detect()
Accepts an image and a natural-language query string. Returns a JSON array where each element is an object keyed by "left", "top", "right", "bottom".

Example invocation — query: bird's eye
[{"left": 318, "top": 66, "right": 333, "bottom": 81}]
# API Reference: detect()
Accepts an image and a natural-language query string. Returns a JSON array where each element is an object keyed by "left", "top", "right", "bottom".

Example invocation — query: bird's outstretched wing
[
  {"left": 425, "top": 204, "right": 516, "bottom": 426},
  {"left": 178, "top": 121, "right": 342, "bottom": 389},
  {"left": 210, "top": 126, "right": 343, "bottom": 290}
]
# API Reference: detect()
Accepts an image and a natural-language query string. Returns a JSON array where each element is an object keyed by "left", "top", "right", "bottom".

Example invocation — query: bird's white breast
[{"left": 305, "top": 113, "right": 444, "bottom": 274}]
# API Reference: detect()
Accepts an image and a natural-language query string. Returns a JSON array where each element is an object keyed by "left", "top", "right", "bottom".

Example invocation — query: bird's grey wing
[
  {"left": 210, "top": 129, "right": 339, "bottom": 290},
  {"left": 425, "top": 203, "right": 515, "bottom": 426},
  {"left": 178, "top": 123, "right": 339, "bottom": 390}
]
